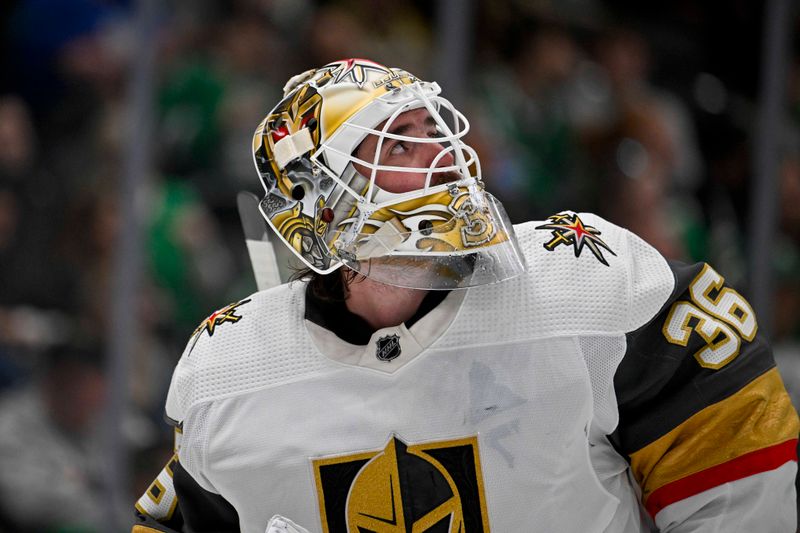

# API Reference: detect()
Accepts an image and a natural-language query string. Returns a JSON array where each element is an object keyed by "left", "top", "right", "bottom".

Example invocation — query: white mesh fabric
[
  {"left": 166, "top": 282, "right": 333, "bottom": 423},
  {"left": 579, "top": 335, "right": 627, "bottom": 435},
  {"left": 198, "top": 336, "right": 619, "bottom": 532},
  {"left": 615, "top": 216, "right": 676, "bottom": 332},
  {"left": 434, "top": 215, "right": 674, "bottom": 350},
  {"left": 579, "top": 336, "right": 650, "bottom": 533},
  {"left": 178, "top": 401, "right": 217, "bottom": 493}
]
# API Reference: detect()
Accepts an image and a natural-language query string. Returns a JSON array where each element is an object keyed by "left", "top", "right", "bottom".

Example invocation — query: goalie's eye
[{"left": 389, "top": 141, "right": 409, "bottom": 156}]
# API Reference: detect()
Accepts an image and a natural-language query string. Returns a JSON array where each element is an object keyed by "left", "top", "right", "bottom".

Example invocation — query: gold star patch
[
  {"left": 188, "top": 299, "right": 252, "bottom": 354},
  {"left": 536, "top": 213, "right": 616, "bottom": 266}
]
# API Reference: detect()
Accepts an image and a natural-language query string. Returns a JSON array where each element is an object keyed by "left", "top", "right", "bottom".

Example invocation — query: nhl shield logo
[{"left": 375, "top": 334, "right": 401, "bottom": 362}]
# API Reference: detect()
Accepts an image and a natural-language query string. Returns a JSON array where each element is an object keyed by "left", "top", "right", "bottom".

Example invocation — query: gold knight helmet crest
[{"left": 313, "top": 435, "right": 490, "bottom": 532}]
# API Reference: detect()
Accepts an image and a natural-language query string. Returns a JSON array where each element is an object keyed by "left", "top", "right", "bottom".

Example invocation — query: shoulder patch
[
  {"left": 188, "top": 298, "right": 252, "bottom": 354},
  {"left": 535, "top": 212, "right": 616, "bottom": 266}
]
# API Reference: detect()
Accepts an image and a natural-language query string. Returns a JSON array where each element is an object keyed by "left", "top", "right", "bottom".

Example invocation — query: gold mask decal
[
  {"left": 313, "top": 435, "right": 490, "bottom": 532},
  {"left": 262, "top": 84, "right": 323, "bottom": 196}
]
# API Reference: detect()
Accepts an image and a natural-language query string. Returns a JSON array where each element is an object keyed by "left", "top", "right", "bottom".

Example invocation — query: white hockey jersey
[{"left": 136, "top": 213, "right": 798, "bottom": 533}]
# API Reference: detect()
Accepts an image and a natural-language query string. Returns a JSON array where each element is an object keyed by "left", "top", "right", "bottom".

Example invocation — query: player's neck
[{"left": 345, "top": 276, "right": 428, "bottom": 330}]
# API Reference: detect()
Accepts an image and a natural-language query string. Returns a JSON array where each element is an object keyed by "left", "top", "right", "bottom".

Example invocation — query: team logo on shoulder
[
  {"left": 312, "top": 435, "right": 490, "bottom": 533},
  {"left": 536, "top": 213, "right": 616, "bottom": 266},
  {"left": 375, "top": 334, "right": 401, "bottom": 362},
  {"left": 190, "top": 299, "right": 251, "bottom": 343}
]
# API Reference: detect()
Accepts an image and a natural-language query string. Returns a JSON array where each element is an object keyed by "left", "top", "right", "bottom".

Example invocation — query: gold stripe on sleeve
[{"left": 629, "top": 367, "right": 799, "bottom": 502}]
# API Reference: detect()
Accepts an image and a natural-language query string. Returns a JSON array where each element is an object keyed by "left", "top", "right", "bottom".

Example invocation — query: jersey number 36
[{"left": 662, "top": 264, "right": 758, "bottom": 369}]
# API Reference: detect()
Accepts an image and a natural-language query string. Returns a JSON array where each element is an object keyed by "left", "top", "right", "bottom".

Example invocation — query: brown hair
[{"left": 290, "top": 266, "right": 364, "bottom": 302}]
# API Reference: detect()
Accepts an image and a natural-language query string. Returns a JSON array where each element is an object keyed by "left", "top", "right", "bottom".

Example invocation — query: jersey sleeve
[
  {"left": 134, "top": 427, "right": 182, "bottom": 529},
  {"left": 135, "top": 307, "right": 244, "bottom": 532},
  {"left": 611, "top": 260, "right": 799, "bottom": 530},
  {"left": 133, "top": 420, "right": 240, "bottom": 532}
]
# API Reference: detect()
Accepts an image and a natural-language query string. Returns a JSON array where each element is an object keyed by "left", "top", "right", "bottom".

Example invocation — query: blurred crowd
[{"left": 0, "top": 0, "right": 799, "bottom": 530}]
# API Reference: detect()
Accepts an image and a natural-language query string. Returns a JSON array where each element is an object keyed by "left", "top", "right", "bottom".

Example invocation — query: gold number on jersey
[
  {"left": 662, "top": 265, "right": 758, "bottom": 369},
  {"left": 688, "top": 264, "right": 757, "bottom": 341},
  {"left": 662, "top": 302, "right": 741, "bottom": 369}
]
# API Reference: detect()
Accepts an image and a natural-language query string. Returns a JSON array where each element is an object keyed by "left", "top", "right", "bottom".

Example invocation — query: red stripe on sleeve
[{"left": 646, "top": 439, "right": 798, "bottom": 518}]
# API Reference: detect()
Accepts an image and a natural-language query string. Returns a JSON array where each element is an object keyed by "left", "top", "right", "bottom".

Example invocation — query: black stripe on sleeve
[
  {"left": 173, "top": 460, "right": 240, "bottom": 533},
  {"left": 610, "top": 261, "right": 776, "bottom": 455}
]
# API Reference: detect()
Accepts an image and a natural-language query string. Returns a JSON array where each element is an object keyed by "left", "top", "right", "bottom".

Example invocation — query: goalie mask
[{"left": 251, "top": 58, "right": 526, "bottom": 290}]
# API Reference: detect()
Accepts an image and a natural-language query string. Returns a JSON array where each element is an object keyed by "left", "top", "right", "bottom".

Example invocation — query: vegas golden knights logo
[{"left": 313, "top": 435, "right": 490, "bottom": 532}]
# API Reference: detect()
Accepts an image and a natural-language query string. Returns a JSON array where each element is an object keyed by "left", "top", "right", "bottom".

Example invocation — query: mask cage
[{"left": 311, "top": 82, "right": 481, "bottom": 211}]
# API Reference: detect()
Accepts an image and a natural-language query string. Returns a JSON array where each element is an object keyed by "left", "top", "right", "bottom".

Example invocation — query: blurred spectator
[
  {"left": 473, "top": 25, "right": 586, "bottom": 222},
  {"left": 0, "top": 95, "right": 77, "bottom": 389},
  {"left": 307, "top": 5, "right": 368, "bottom": 68},
  {"left": 215, "top": 14, "right": 287, "bottom": 190},
  {"left": 582, "top": 95, "right": 687, "bottom": 258},
  {"left": 0, "top": 1, "right": 798, "bottom": 528},
  {"left": 306, "top": 2, "right": 430, "bottom": 76},
  {"left": 58, "top": 188, "right": 120, "bottom": 333},
  {"left": 147, "top": 179, "right": 237, "bottom": 339},
  {"left": 774, "top": 148, "right": 800, "bottom": 341},
  {"left": 0, "top": 342, "right": 108, "bottom": 532},
  {"left": 58, "top": 185, "right": 182, "bottom": 432},
  {"left": 0, "top": 96, "right": 75, "bottom": 311},
  {"left": 4, "top": 0, "right": 124, "bottom": 113},
  {"left": 157, "top": 58, "right": 226, "bottom": 182},
  {"left": 577, "top": 26, "right": 704, "bottom": 260}
]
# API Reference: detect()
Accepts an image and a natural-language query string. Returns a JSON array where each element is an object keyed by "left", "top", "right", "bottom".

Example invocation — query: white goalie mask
[{"left": 252, "top": 59, "right": 526, "bottom": 289}]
